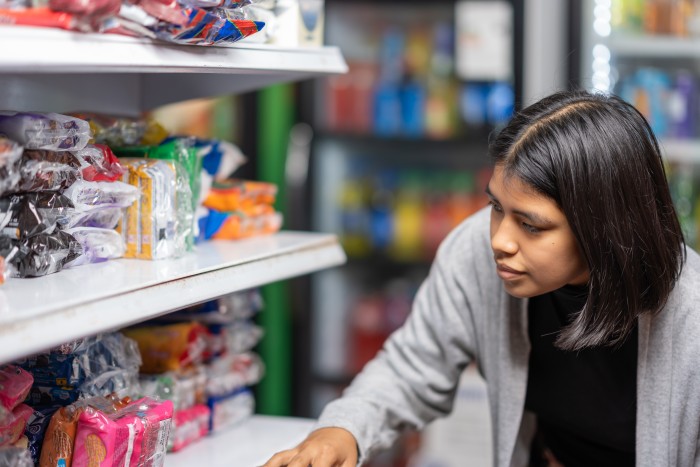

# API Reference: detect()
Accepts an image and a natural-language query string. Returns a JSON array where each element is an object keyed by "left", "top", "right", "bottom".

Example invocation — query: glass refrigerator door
[{"left": 580, "top": 0, "right": 700, "bottom": 248}]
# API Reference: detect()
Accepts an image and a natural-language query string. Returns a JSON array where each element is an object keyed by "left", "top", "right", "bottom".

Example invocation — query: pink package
[
  {"left": 73, "top": 397, "right": 173, "bottom": 467},
  {"left": 0, "top": 404, "right": 33, "bottom": 447},
  {"left": 170, "top": 405, "right": 210, "bottom": 452},
  {"left": 0, "top": 365, "right": 33, "bottom": 411}
]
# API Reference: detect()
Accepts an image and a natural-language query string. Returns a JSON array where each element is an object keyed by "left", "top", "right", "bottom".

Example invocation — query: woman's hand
[{"left": 261, "top": 427, "right": 359, "bottom": 467}]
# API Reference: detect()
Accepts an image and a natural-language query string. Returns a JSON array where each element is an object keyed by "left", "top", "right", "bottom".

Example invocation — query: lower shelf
[{"left": 167, "top": 415, "right": 315, "bottom": 466}]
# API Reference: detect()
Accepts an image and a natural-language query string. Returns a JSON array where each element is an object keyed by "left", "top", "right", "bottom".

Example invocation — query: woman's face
[{"left": 487, "top": 165, "right": 589, "bottom": 298}]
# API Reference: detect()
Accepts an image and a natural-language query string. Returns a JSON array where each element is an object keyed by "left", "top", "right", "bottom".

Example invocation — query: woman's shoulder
[{"left": 665, "top": 247, "right": 700, "bottom": 328}]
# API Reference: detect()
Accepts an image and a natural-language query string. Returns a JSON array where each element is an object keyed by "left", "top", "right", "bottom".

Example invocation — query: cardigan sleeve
[{"left": 315, "top": 211, "right": 491, "bottom": 465}]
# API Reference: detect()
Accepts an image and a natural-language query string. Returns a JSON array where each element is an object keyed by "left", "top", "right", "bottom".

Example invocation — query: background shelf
[
  {"left": 0, "top": 232, "right": 346, "bottom": 365},
  {"left": 608, "top": 35, "right": 700, "bottom": 58}
]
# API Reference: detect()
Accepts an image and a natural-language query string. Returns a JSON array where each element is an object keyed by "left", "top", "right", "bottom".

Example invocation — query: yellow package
[{"left": 124, "top": 322, "right": 207, "bottom": 374}]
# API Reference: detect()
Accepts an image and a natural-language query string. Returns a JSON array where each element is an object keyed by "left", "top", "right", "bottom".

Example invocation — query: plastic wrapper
[
  {"left": 72, "top": 144, "right": 125, "bottom": 182},
  {"left": 217, "top": 289, "right": 264, "bottom": 321},
  {"left": 169, "top": 404, "right": 209, "bottom": 452},
  {"left": 15, "top": 149, "right": 81, "bottom": 193},
  {"left": 139, "top": 366, "right": 206, "bottom": 412},
  {"left": 25, "top": 386, "right": 79, "bottom": 407},
  {"left": 73, "top": 114, "right": 168, "bottom": 148},
  {"left": 63, "top": 206, "right": 124, "bottom": 230},
  {"left": 25, "top": 406, "right": 60, "bottom": 464},
  {"left": 208, "top": 321, "right": 264, "bottom": 356},
  {"left": 203, "top": 179, "right": 277, "bottom": 213},
  {"left": 200, "top": 139, "right": 247, "bottom": 181},
  {"left": 118, "top": 158, "right": 192, "bottom": 260},
  {"left": 124, "top": 322, "right": 207, "bottom": 374},
  {"left": 63, "top": 227, "right": 125, "bottom": 267},
  {"left": 153, "top": 7, "right": 264, "bottom": 45},
  {"left": 0, "top": 138, "right": 23, "bottom": 197},
  {"left": 0, "top": 404, "right": 32, "bottom": 447},
  {"left": 0, "top": 192, "right": 74, "bottom": 239},
  {"left": 16, "top": 352, "right": 84, "bottom": 387},
  {"left": 0, "top": 366, "right": 33, "bottom": 412},
  {"left": 62, "top": 179, "right": 138, "bottom": 212},
  {"left": 0, "top": 0, "right": 29, "bottom": 8},
  {"left": 198, "top": 209, "right": 282, "bottom": 241},
  {"left": 205, "top": 352, "right": 263, "bottom": 398},
  {"left": 0, "top": 230, "right": 81, "bottom": 278},
  {"left": 73, "top": 397, "right": 173, "bottom": 467},
  {"left": 49, "top": 0, "right": 120, "bottom": 17},
  {"left": 38, "top": 396, "right": 127, "bottom": 467},
  {"left": 0, "top": 112, "right": 90, "bottom": 151},
  {"left": 0, "top": 256, "right": 12, "bottom": 286},
  {"left": 207, "top": 387, "right": 253, "bottom": 434},
  {"left": 0, "top": 446, "right": 32, "bottom": 467},
  {"left": 0, "top": 7, "right": 76, "bottom": 30}
]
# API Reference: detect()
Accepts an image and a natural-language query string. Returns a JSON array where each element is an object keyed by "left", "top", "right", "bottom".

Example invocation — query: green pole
[{"left": 257, "top": 84, "right": 294, "bottom": 415}]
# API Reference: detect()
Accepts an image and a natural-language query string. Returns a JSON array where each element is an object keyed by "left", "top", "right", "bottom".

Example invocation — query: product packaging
[
  {"left": 169, "top": 404, "right": 210, "bottom": 452},
  {"left": 0, "top": 366, "right": 33, "bottom": 411},
  {"left": 204, "top": 352, "right": 263, "bottom": 398},
  {"left": 72, "top": 144, "right": 126, "bottom": 182},
  {"left": 0, "top": 112, "right": 90, "bottom": 152},
  {"left": 124, "top": 323, "right": 207, "bottom": 374},
  {"left": 0, "top": 404, "right": 33, "bottom": 447},
  {"left": 0, "top": 230, "right": 82, "bottom": 278},
  {"left": 63, "top": 227, "right": 126, "bottom": 267},
  {"left": 62, "top": 179, "right": 139, "bottom": 212},
  {"left": 139, "top": 365, "right": 206, "bottom": 412},
  {"left": 0, "top": 138, "right": 24, "bottom": 197},
  {"left": 25, "top": 406, "right": 60, "bottom": 464},
  {"left": 0, "top": 446, "right": 32, "bottom": 467},
  {"left": 16, "top": 149, "right": 81, "bottom": 193},
  {"left": 0, "top": 192, "right": 74, "bottom": 239},
  {"left": 207, "top": 387, "right": 254, "bottom": 433}
]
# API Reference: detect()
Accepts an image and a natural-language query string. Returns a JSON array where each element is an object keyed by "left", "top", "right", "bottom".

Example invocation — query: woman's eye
[
  {"left": 489, "top": 200, "right": 503, "bottom": 213},
  {"left": 522, "top": 223, "right": 541, "bottom": 234}
]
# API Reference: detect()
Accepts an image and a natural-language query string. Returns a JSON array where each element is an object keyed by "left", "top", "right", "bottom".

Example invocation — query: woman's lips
[{"left": 496, "top": 264, "right": 525, "bottom": 280}]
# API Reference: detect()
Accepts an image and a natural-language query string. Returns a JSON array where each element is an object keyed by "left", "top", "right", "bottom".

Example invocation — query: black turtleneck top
[{"left": 525, "top": 285, "right": 637, "bottom": 467}]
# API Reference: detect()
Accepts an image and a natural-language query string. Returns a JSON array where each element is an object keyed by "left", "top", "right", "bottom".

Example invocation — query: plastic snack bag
[
  {"left": 207, "top": 387, "right": 253, "bottom": 434},
  {"left": 0, "top": 112, "right": 90, "bottom": 151},
  {"left": 124, "top": 323, "right": 207, "bottom": 374},
  {"left": 153, "top": 6, "right": 264, "bottom": 45},
  {"left": 203, "top": 179, "right": 277, "bottom": 212},
  {"left": 63, "top": 227, "right": 125, "bottom": 267},
  {"left": 198, "top": 209, "right": 282, "bottom": 240},
  {"left": 0, "top": 446, "right": 32, "bottom": 467},
  {"left": 0, "top": 366, "right": 33, "bottom": 412},
  {"left": 169, "top": 404, "right": 209, "bottom": 452},
  {"left": 0, "top": 137, "right": 23, "bottom": 197},
  {"left": 0, "top": 404, "right": 32, "bottom": 447},
  {"left": 1, "top": 230, "right": 82, "bottom": 278},
  {"left": 25, "top": 406, "right": 61, "bottom": 465},
  {"left": 62, "top": 179, "right": 139, "bottom": 212},
  {"left": 0, "top": 192, "right": 74, "bottom": 239},
  {"left": 72, "top": 144, "right": 125, "bottom": 182},
  {"left": 63, "top": 206, "right": 124, "bottom": 230},
  {"left": 17, "top": 149, "right": 81, "bottom": 193}
]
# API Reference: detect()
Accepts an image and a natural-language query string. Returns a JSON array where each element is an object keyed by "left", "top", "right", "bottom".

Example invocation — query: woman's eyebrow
[{"left": 485, "top": 184, "right": 553, "bottom": 225}]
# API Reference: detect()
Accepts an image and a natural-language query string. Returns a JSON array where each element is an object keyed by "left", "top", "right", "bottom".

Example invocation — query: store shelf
[
  {"left": 168, "top": 415, "right": 315, "bottom": 467},
  {"left": 660, "top": 139, "right": 700, "bottom": 164},
  {"left": 608, "top": 34, "right": 700, "bottom": 58},
  {"left": 0, "top": 25, "right": 348, "bottom": 113},
  {"left": 0, "top": 231, "right": 346, "bottom": 365}
]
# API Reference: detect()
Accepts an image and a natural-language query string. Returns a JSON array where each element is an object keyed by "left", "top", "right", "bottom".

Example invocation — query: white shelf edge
[
  {"left": 608, "top": 34, "right": 700, "bottom": 58},
  {"left": 660, "top": 139, "right": 700, "bottom": 164},
  {"left": 167, "top": 415, "right": 315, "bottom": 467},
  {"left": 0, "top": 26, "right": 348, "bottom": 74},
  {"left": 0, "top": 231, "right": 346, "bottom": 365}
]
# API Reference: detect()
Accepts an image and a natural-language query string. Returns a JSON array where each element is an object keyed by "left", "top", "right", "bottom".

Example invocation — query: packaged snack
[
  {"left": 63, "top": 206, "right": 124, "bottom": 230},
  {"left": 0, "top": 404, "right": 32, "bottom": 447},
  {"left": 49, "top": 0, "right": 120, "bottom": 17},
  {"left": 198, "top": 209, "right": 282, "bottom": 241},
  {"left": 203, "top": 179, "right": 277, "bottom": 212},
  {"left": 0, "top": 366, "right": 33, "bottom": 412},
  {"left": 0, "top": 112, "right": 90, "bottom": 151},
  {"left": 0, "top": 193, "right": 74, "bottom": 239},
  {"left": 169, "top": 404, "right": 209, "bottom": 452},
  {"left": 153, "top": 7, "right": 264, "bottom": 45},
  {"left": 39, "top": 405, "right": 80, "bottom": 467},
  {"left": 0, "top": 138, "right": 23, "bottom": 197},
  {"left": 139, "top": 365, "right": 206, "bottom": 412},
  {"left": 207, "top": 387, "right": 253, "bottom": 434},
  {"left": 0, "top": 230, "right": 82, "bottom": 278},
  {"left": 200, "top": 139, "right": 247, "bottom": 180},
  {"left": 25, "top": 406, "right": 60, "bottom": 464},
  {"left": 62, "top": 179, "right": 139, "bottom": 212},
  {"left": 75, "top": 333, "right": 142, "bottom": 400},
  {"left": 63, "top": 227, "right": 125, "bottom": 267},
  {"left": 0, "top": 446, "right": 32, "bottom": 467},
  {"left": 72, "top": 144, "right": 125, "bottom": 182},
  {"left": 17, "top": 149, "right": 81, "bottom": 193},
  {"left": 118, "top": 158, "right": 192, "bottom": 259},
  {"left": 205, "top": 352, "right": 263, "bottom": 398},
  {"left": 211, "top": 321, "right": 264, "bottom": 355},
  {"left": 0, "top": 7, "right": 76, "bottom": 30},
  {"left": 124, "top": 323, "right": 207, "bottom": 374},
  {"left": 25, "top": 386, "right": 79, "bottom": 408},
  {"left": 16, "top": 353, "right": 84, "bottom": 388},
  {"left": 73, "top": 397, "right": 173, "bottom": 467}
]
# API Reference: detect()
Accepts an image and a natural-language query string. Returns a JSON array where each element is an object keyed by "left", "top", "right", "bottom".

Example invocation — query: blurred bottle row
[
  {"left": 612, "top": 0, "right": 700, "bottom": 36},
  {"left": 322, "top": 23, "right": 513, "bottom": 139},
  {"left": 337, "top": 166, "right": 491, "bottom": 262}
]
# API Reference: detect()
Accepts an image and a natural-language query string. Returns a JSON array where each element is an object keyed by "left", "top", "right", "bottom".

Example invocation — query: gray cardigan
[{"left": 317, "top": 208, "right": 700, "bottom": 466}]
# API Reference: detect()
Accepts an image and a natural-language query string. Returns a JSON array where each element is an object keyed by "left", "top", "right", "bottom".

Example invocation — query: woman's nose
[{"left": 491, "top": 219, "right": 518, "bottom": 256}]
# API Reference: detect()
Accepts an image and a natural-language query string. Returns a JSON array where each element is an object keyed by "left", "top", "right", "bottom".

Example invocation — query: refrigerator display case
[{"left": 577, "top": 0, "right": 700, "bottom": 248}]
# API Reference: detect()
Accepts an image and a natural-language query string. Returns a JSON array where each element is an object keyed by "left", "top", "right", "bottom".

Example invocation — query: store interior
[{"left": 1, "top": 0, "right": 700, "bottom": 466}]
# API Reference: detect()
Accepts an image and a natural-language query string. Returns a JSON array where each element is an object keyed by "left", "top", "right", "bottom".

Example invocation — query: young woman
[{"left": 263, "top": 91, "right": 700, "bottom": 467}]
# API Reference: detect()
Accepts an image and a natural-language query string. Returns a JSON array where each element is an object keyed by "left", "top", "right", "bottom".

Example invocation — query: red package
[
  {"left": 0, "top": 404, "right": 33, "bottom": 448},
  {"left": 170, "top": 405, "right": 210, "bottom": 452},
  {"left": 73, "top": 144, "right": 126, "bottom": 182},
  {"left": 0, "top": 7, "right": 75, "bottom": 30},
  {"left": 0, "top": 366, "right": 33, "bottom": 412},
  {"left": 49, "top": 0, "right": 120, "bottom": 17}
]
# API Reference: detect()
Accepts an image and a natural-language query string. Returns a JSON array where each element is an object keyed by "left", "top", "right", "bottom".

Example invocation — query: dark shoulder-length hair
[{"left": 489, "top": 90, "right": 686, "bottom": 350}]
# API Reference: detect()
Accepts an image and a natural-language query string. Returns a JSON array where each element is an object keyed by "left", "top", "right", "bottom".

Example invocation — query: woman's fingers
[{"left": 261, "top": 448, "right": 299, "bottom": 467}]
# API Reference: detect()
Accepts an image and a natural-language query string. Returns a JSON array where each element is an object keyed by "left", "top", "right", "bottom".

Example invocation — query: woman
[{"left": 263, "top": 91, "right": 700, "bottom": 466}]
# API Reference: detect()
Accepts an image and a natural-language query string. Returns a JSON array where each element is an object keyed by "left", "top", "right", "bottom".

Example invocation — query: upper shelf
[
  {"left": 0, "top": 231, "right": 346, "bottom": 365},
  {"left": 0, "top": 25, "right": 348, "bottom": 113},
  {"left": 608, "top": 34, "right": 700, "bottom": 58}
]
